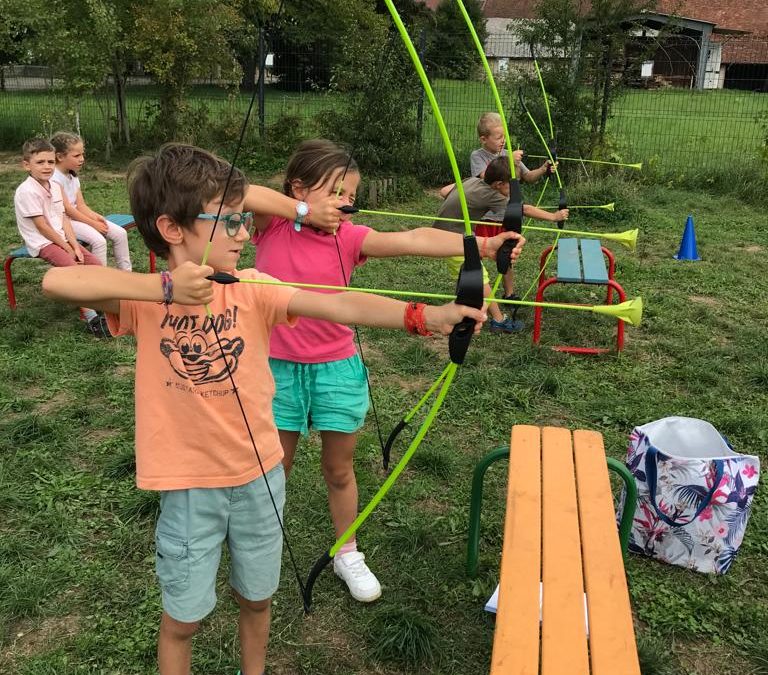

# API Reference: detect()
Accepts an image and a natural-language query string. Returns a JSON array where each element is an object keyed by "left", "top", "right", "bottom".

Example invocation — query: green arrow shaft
[
  {"left": 539, "top": 204, "right": 613, "bottom": 210},
  {"left": 527, "top": 154, "right": 642, "bottom": 169},
  {"left": 235, "top": 276, "right": 602, "bottom": 314},
  {"left": 352, "top": 207, "right": 609, "bottom": 239}
]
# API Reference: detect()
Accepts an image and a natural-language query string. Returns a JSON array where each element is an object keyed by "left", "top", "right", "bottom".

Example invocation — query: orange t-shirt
[{"left": 107, "top": 269, "right": 298, "bottom": 491}]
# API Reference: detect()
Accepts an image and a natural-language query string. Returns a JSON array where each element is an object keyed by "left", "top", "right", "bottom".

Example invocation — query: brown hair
[
  {"left": 283, "top": 139, "right": 356, "bottom": 196},
  {"left": 477, "top": 112, "right": 503, "bottom": 138},
  {"left": 484, "top": 156, "right": 511, "bottom": 185},
  {"left": 50, "top": 131, "right": 83, "bottom": 156},
  {"left": 127, "top": 143, "right": 247, "bottom": 259},
  {"left": 22, "top": 138, "right": 55, "bottom": 160}
]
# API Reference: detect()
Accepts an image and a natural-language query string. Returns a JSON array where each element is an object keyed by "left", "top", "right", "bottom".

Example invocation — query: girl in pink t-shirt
[{"left": 249, "top": 139, "right": 524, "bottom": 603}]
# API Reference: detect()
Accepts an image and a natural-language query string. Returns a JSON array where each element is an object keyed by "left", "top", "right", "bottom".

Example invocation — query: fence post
[
  {"left": 258, "top": 25, "right": 266, "bottom": 139},
  {"left": 415, "top": 27, "right": 427, "bottom": 146}
]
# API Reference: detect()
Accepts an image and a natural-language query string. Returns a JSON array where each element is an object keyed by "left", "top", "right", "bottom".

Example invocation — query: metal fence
[{"left": 1, "top": 32, "right": 766, "bottom": 174}]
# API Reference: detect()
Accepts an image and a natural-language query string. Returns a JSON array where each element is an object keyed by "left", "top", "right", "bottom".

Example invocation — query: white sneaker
[{"left": 333, "top": 551, "right": 382, "bottom": 602}]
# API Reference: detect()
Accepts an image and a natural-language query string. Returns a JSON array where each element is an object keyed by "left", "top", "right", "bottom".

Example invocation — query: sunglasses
[{"left": 197, "top": 212, "right": 254, "bottom": 237}]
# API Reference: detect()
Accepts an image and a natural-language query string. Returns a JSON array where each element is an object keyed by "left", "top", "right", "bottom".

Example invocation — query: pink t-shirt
[
  {"left": 106, "top": 268, "right": 298, "bottom": 491},
  {"left": 253, "top": 216, "right": 372, "bottom": 363},
  {"left": 14, "top": 176, "right": 66, "bottom": 257}
]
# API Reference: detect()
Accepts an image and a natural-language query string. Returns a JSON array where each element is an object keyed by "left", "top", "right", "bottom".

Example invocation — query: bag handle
[{"left": 645, "top": 445, "right": 724, "bottom": 527}]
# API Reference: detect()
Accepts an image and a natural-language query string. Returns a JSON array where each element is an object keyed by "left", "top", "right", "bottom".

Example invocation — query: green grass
[{"left": 1, "top": 161, "right": 768, "bottom": 674}]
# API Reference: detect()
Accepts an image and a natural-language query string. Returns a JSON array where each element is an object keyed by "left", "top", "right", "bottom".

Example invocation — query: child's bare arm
[
  {"left": 361, "top": 227, "right": 525, "bottom": 261},
  {"left": 31, "top": 215, "right": 69, "bottom": 249},
  {"left": 288, "top": 289, "right": 486, "bottom": 336},
  {"left": 62, "top": 192, "right": 106, "bottom": 233},
  {"left": 522, "top": 161, "right": 556, "bottom": 183},
  {"left": 75, "top": 190, "right": 109, "bottom": 226},
  {"left": 244, "top": 185, "right": 343, "bottom": 233},
  {"left": 42, "top": 261, "right": 214, "bottom": 315},
  {"left": 438, "top": 183, "right": 455, "bottom": 198},
  {"left": 523, "top": 205, "right": 569, "bottom": 222}
]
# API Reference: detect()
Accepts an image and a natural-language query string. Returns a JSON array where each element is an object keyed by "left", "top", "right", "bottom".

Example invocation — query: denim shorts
[
  {"left": 270, "top": 354, "right": 370, "bottom": 434},
  {"left": 446, "top": 255, "right": 491, "bottom": 284},
  {"left": 154, "top": 464, "right": 285, "bottom": 623}
]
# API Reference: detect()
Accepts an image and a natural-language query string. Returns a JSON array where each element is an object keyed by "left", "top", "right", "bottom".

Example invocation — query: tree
[
  {"left": 232, "top": 0, "right": 279, "bottom": 91},
  {"left": 0, "top": 0, "right": 33, "bottom": 91},
  {"left": 424, "top": 0, "right": 487, "bottom": 79},
  {"left": 315, "top": 4, "right": 423, "bottom": 175},
  {"left": 515, "top": 0, "right": 656, "bottom": 159},
  {"left": 131, "top": 0, "right": 244, "bottom": 142},
  {"left": 269, "top": 0, "right": 382, "bottom": 92}
]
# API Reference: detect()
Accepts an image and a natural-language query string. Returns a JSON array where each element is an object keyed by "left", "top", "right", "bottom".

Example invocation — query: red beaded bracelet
[
  {"left": 479, "top": 236, "right": 488, "bottom": 259},
  {"left": 404, "top": 302, "right": 432, "bottom": 336}
]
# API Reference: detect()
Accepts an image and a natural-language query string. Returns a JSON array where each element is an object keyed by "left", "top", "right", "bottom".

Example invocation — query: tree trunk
[
  {"left": 599, "top": 39, "right": 614, "bottom": 144},
  {"left": 243, "top": 54, "right": 256, "bottom": 92},
  {"left": 590, "top": 52, "right": 601, "bottom": 144},
  {"left": 113, "top": 62, "right": 130, "bottom": 145}
]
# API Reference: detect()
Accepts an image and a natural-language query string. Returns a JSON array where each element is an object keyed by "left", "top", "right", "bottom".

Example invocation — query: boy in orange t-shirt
[{"left": 41, "top": 143, "right": 487, "bottom": 675}]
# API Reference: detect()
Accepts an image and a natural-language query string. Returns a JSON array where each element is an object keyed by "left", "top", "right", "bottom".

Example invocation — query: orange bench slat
[
  {"left": 490, "top": 425, "right": 542, "bottom": 675},
  {"left": 540, "top": 427, "right": 590, "bottom": 675},
  {"left": 573, "top": 430, "right": 641, "bottom": 675}
]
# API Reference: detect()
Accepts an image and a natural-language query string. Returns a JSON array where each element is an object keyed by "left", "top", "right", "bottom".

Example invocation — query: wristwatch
[{"left": 293, "top": 201, "right": 310, "bottom": 232}]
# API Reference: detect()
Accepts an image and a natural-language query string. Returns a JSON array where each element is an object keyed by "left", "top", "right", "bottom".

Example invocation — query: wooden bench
[
  {"left": 4, "top": 214, "right": 156, "bottom": 310},
  {"left": 533, "top": 238, "right": 627, "bottom": 354},
  {"left": 467, "top": 425, "right": 640, "bottom": 675}
]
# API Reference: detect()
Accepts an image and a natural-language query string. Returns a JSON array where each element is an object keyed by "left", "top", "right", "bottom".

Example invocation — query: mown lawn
[{"left": 0, "top": 156, "right": 766, "bottom": 674}]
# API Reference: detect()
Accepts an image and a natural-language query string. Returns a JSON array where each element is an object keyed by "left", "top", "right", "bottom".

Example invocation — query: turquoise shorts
[
  {"left": 154, "top": 464, "right": 285, "bottom": 623},
  {"left": 270, "top": 354, "right": 370, "bottom": 434}
]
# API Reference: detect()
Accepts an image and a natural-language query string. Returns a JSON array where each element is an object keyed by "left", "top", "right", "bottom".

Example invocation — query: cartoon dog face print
[{"left": 160, "top": 328, "right": 244, "bottom": 385}]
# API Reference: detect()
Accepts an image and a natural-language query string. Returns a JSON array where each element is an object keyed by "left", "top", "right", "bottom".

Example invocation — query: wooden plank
[
  {"left": 540, "top": 427, "right": 590, "bottom": 675},
  {"left": 579, "top": 239, "right": 609, "bottom": 284},
  {"left": 491, "top": 425, "right": 542, "bottom": 675},
  {"left": 556, "top": 238, "right": 583, "bottom": 282},
  {"left": 573, "top": 430, "right": 641, "bottom": 675}
]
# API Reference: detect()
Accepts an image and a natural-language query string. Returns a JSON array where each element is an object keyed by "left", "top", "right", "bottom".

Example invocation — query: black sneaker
[
  {"left": 503, "top": 293, "right": 524, "bottom": 320},
  {"left": 86, "top": 314, "right": 111, "bottom": 338}
]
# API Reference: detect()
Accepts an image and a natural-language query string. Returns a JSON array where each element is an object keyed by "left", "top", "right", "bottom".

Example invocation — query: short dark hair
[
  {"left": 283, "top": 139, "right": 356, "bottom": 196},
  {"left": 127, "top": 143, "right": 247, "bottom": 259},
  {"left": 22, "top": 138, "right": 55, "bottom": 160},
  {"left": 484, "top": 156, "right": 511, "bottom": 185}
]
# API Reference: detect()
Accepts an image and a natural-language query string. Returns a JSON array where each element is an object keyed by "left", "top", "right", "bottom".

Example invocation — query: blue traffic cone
[{"left": 674, "top": 214, "right": 701, "bottom": 261}]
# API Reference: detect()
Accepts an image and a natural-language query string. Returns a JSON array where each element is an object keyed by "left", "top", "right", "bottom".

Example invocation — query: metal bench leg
[
  {"left": 606, "top": 457, "right": 637, "bottom": 560},
  {"left": 601, "top": 246, "right": 616, "bottom": 303},
  {"left": 606, "top": 279, "right": 627, "bottom": 352},
  {"left": 4, "top": 256, "right": 17, "bottom": 310},
  {"left": 467, "top": 446, "right": 510, "bottom": 578}
]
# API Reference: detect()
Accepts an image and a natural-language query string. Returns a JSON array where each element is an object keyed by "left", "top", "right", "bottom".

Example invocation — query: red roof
[
  {"left": 656, "top": 0, "right": 768, "bottom": 36},
  {"left": 453, "top": 0, "right": 768, "bottom": 35},
  {"left": 479, "top": 0, "right": 540, "bottom": 19}
]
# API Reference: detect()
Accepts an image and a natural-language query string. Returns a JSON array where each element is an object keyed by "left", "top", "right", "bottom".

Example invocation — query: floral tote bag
[{"left": 621, "top": 417, "right": 760, "bottom": 574}]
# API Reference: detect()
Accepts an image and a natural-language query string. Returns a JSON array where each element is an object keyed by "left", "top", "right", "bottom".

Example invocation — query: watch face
[{"left": 297, "top": 201, "right": 309, "bottom": 217}]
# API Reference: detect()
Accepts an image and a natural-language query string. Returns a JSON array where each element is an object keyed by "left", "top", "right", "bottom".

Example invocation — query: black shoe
[
  {"left": 86, "top": 314, "right": 111, "bottom": 338},
  {"left": 503, "top": 293, "right": 524, "bottom": 320}
]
